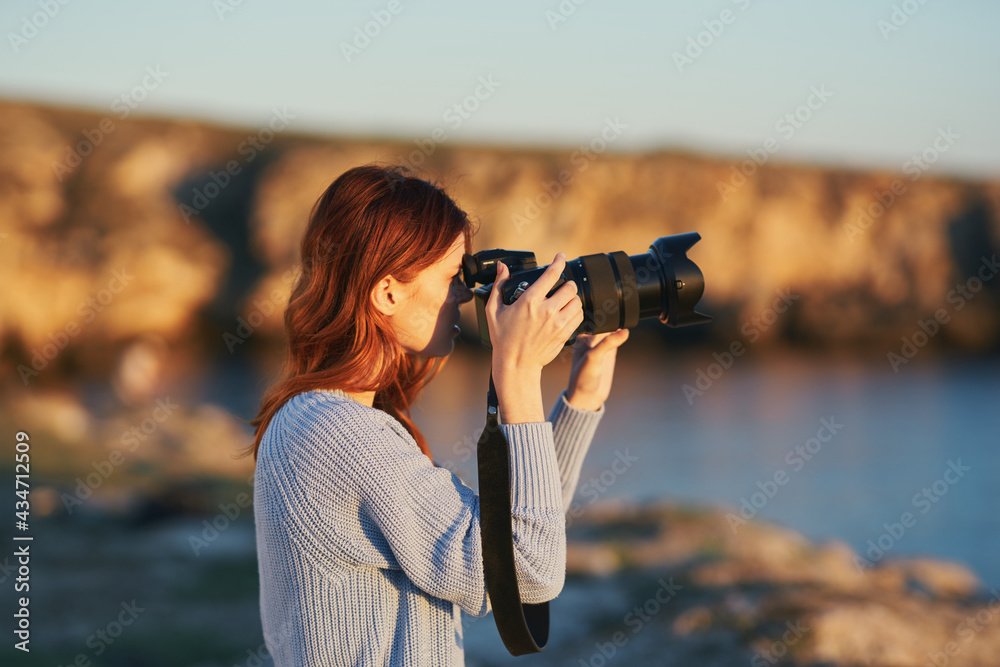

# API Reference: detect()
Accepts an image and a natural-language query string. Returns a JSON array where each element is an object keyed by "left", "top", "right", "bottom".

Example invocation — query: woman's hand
[
  {"left": 565, "top": 329, "right": 629, "bottom": 411},
  {"left": 486, "top": 252, "right": 583, "bottom": 374},
  {"left": 485, "top": 252, "right": 583, "bottom": 423}
]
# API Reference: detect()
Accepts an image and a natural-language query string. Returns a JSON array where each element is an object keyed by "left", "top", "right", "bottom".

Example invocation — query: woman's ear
[{"left": 371, "top": 275, "right": 400, "bottom": 316}]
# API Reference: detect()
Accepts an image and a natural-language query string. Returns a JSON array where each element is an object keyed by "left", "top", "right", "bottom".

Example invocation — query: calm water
[
  {"left": 418, "top": 342, "right": 1000, "bottom": 589},
  {"left": 209, "top": 340, "right": 1000, "bottom": 588}
]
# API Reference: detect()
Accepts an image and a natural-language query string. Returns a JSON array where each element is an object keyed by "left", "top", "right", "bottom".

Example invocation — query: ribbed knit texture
[{"left": 254, "top": 387, "right": 605, "bottom": 666}]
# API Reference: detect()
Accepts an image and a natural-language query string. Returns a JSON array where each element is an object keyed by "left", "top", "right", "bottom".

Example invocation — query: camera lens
[
  {"left": 518, "top": 233, "right": 709, "bottom": 333},
  {"left": 469, "top": 233, "right": 710, "bottom": 349}
]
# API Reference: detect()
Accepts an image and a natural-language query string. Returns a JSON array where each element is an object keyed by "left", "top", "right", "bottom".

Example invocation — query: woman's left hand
[{"left": 565, "top": 328, "right": 630, "bottom": 411}]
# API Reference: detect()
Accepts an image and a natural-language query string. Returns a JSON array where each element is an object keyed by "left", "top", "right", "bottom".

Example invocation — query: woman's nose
[{"left": 452, "top": 283, "right": 474, "bottom": 304}]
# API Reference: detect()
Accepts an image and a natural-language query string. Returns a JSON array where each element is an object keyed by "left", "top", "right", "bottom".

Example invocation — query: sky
[{"left": 1, "top": 0, "right": 998, "bottom": 179}]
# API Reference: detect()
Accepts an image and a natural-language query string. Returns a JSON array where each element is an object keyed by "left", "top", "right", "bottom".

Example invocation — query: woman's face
[{"left": 381, "top": 234, "right": 474, "bottom": 358}]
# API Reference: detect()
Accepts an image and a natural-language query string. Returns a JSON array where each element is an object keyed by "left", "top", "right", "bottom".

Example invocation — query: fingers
[
  {"left": 596, "top": 328, "right": 628, "bottom": 350},
  {"left": 486, "top": 261, "right": 508, "bottom": 314},
  {"left": 574, "top": 329, "right": 629, "bottom": 354},
  {"left": 486, "top": 252, "right": 590, "bottom": 365},
  {"left": 531, "top": 254, "right": 582, "bottom": 319},
  {"left": 524, "top": 252, "right": 568, "bottom": 301},
  {"left": 542, "top": 282, "right": 578, "bottom": 323},
  {"left": 560, "top": 310, "right": 585, "bottom": 340}
]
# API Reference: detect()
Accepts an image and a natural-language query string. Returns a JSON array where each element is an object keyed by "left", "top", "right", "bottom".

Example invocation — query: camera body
[{"left": 462, "top": 233, "right": 711, "bottom": 350}]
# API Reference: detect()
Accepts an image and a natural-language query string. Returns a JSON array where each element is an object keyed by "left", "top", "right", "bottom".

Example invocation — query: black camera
[{"left": 461, "top": 232, "right": 712, "bottom": 350}]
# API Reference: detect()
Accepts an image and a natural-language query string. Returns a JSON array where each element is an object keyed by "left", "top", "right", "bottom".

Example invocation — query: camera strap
[{"left": 476, "top": 370, "right": 549, "bottom": 656}]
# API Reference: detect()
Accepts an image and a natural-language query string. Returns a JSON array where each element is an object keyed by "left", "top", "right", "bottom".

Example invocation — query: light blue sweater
[{"left": 254, "top": 386, "right": 605, "bottom": 666}]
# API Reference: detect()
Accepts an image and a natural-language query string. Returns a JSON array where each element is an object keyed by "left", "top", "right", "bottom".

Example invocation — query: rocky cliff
[{"left": 2, "top": 99, "right": 999, "bottom": 388}]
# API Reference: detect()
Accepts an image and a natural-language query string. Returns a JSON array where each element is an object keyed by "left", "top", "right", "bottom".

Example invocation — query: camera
[{"left": 461, "top": 232, "right": 712, "bottom": 350}]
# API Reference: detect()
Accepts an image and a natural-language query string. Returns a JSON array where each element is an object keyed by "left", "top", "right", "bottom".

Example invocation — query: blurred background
[{"left": 1, "top": 1, "right": 998, "bottom": 664}]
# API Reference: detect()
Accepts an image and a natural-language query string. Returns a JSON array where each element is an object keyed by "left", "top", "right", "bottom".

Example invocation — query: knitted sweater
[{"left": 253, "top": 386, "right": 605, "bottom": 666}]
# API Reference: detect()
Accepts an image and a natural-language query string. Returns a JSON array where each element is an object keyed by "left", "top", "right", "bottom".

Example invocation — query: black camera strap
[{"left": 476, "top": 370, "right": 549, "bottom": 656}]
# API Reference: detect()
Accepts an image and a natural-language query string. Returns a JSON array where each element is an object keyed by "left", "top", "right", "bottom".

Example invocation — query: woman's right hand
[{"left": 485, "top": 252, "right": 583, "bottom": 376}]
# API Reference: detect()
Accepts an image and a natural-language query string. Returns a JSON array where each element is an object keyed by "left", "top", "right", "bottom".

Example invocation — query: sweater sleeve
[
  {"left": 547, "top": 389, "right": 606, "bottom": 513},
  {"left": 289, "top": 399, "right": 567, "bottom": 618}
]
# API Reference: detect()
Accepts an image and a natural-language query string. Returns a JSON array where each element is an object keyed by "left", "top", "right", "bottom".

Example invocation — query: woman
[{"left": 248, "top": 164, "right": 629, "bottom": 665}]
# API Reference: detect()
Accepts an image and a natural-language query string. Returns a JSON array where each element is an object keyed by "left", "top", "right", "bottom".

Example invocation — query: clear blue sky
[{"left": 2, "top": 0, "right": 998, "bottom": 178}]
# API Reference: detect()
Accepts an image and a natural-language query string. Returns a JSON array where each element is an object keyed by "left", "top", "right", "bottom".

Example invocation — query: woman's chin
[
  {"left": 438, "top": 337, "right": 458, "bottom": 357},
  {"left": 409, "top": 339, "right": 456, "bottom": 359}
]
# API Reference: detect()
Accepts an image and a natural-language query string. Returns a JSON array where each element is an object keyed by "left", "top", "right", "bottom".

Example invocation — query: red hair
[{"left": 242, "top": 164, "right": 478, "bottom": 462}]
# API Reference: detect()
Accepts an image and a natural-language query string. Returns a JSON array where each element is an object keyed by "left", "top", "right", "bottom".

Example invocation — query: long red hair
[{"left": 242, "top": 164, "right": 477, "bottom": 462}]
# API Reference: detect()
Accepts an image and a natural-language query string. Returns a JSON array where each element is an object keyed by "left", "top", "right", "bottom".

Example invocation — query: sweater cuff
[
  {"left": 500, "top": 421, "right": 562, "bottom": 513},
  {"left": 550, "top": 388, "right": 606, "bottom": 420},
  {"left": 549, "top": 389, "right": 605, "bottom": 483}
]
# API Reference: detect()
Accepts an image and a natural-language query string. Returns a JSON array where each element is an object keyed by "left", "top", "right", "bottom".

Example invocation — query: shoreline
[{"left": 8, "top": 494, "right": 999, "bottom": 665}]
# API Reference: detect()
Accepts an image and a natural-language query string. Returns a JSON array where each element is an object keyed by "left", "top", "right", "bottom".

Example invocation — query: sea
[{"left": 207, "top": 336, "right": 1000, "bottom": 589}]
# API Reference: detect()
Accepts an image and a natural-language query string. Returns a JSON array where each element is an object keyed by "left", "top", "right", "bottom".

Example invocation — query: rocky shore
[
  {"left": 13, "top": 471, "right": 996, "bottom": 667},
  {"left": 537, "top": 501, "right": 999, "bottom": 667}
]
